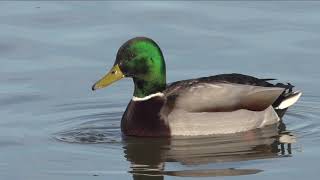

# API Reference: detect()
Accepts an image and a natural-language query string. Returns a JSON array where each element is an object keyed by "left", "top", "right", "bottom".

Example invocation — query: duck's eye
[{"left": 111, "top": 70, "right": 116, "bottom": 74}]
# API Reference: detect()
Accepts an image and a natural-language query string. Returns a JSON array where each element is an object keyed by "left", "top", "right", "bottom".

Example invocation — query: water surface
[{"left": 1, "top": 1, "right": 320, "bottom": 180}]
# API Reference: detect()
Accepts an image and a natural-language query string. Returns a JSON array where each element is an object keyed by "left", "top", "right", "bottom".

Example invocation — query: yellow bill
[{"left": 92, "top": 64, "right": 124, "bottom": 91}]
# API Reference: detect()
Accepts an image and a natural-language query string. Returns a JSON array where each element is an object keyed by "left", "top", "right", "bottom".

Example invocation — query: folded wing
[{"left": 168, "top": 83, "right": 284, "bottom": 112}]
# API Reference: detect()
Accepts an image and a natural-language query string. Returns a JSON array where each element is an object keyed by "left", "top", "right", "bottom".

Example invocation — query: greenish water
[{"left": 0, "top": 1, "right": 319, "bottom": 180}]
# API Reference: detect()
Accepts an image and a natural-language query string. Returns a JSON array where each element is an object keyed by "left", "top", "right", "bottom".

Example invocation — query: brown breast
[{"left": 121, "top": 96, "right": 170, "bottom": 137}]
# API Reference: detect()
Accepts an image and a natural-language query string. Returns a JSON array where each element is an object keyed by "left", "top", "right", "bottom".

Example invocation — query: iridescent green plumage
[{"left": 115, "top": 37, "right": 166, "bottom": 97}]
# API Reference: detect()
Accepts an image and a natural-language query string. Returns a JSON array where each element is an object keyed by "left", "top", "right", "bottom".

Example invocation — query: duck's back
[{"left": 163, "top": 73, "right": 289, "bottom": 112}]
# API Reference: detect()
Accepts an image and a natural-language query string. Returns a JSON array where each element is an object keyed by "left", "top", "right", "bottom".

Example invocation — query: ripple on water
[
  {"left": 285, "top": 94, "right": 320, "bottom": 141},
  {"left": 54, "top": 126, "right": 121, "bottom": 144},
  {"left": 53, "top": 99, "right": 123, "bottom": 144}
]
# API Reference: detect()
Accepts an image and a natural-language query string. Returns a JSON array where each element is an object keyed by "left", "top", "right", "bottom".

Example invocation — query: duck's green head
[{"left": 92, "top": 37, "right": 166, "bottom": 98}]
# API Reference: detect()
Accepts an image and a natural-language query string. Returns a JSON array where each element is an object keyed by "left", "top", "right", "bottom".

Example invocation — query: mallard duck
[{"left": 92, "top": 37, "right": 302, "bottom": 137}]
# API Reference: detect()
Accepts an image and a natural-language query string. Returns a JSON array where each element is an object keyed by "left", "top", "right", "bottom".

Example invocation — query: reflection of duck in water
[
  {"left": 123, "top": 122, "right": 295, "bottom": 179},
  {"left": 92, "top": 37, "right": 302, "bottom": 136}
]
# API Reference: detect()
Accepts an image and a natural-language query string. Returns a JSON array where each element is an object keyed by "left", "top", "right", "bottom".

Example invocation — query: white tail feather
[{"left": 276, "top": 91, "right": 302, "bottom": 109}]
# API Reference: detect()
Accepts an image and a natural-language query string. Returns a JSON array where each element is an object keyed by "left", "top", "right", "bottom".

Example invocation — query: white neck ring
[{"left": 132, "top": 92, "right": 164, "bottom": 101}]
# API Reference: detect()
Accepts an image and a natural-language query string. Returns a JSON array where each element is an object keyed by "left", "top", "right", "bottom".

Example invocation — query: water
[{"left": 1, "top": 1, "right": 319, "bottom": 180}]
